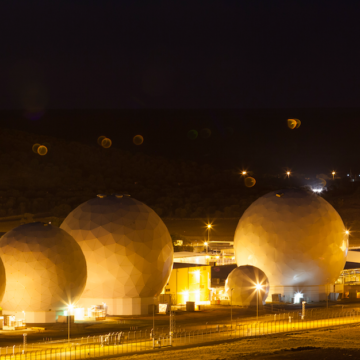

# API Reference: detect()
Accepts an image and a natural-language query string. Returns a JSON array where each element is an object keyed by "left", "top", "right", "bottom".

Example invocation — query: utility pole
[
  {"left": 23, "top": 334, "right": 27, "bottom": 352},
  {"left": 302, "top": 301, "right": 306, "bottom": 320},
  {"left": 326, "top": 279, "right": 329, "bottom": 309},
  {"left": 230, "top": 288, "right": 234, "bottom": 324},
  {"left": 169, "top": 310, "right": 175, "bottom": 346}
]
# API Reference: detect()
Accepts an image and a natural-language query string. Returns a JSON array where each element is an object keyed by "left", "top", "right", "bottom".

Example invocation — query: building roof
[
  {"left": 173, "top": 263, "right": 209, "bottom": 269},
  {"left": 344, "top": 261, "right": 360, "bottom": 270},
  {"left": 173, "top": 252, "right": 207, "bottom": 258}
]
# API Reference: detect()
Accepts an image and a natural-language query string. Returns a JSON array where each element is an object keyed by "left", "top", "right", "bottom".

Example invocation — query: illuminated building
[
  {"left": 0, "top": 222, "right": 87, "bottom": 323},
  {"left": 161, "top": 263, "right": 211, "bottom": 307},
  {"left": 234, "top": 189, "right": 348, "bottom": 302},
  {"left": 335, "top": 249, "right": 360, "bottom": 299},
  {"left": 61, "top": 194, "right": 173, "bottom": 315},
  {"left": 173, "top": 249, "right": 235, "bottom": 266}
]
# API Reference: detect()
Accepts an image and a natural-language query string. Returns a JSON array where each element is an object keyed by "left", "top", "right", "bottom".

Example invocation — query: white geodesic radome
[
  {"left": 0, "top": 258, "right": 5, "bottom": 303},
  {"left": 225, "top": 265, "right": 269, "bottom": 306},
  {"left": 0, "top": 222, "right": 87, "bottom": 312},
  {"left": 234, "top": 189, "right": 348, "bottom": 288},
  {"left": 60, "top": 194, "right": 173, "bottom": 314}
]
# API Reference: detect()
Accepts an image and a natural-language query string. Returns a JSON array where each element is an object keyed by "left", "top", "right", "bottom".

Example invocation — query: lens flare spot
[
  {"left": 295, "top": 119, "right": 301, "bottom": 128},
  {"left": 287, "top": 119, "right": 297, "bottom": 129},
  {"left": 37, "top": 145, "right": 48, "bottom": 156},
  {"left": 245, "top": 177, "right": 256, "bottom": 188},
  {"left": 133, "top": 135, "right": 144, "bottom": 145},
  {"left": 32, "top": 144, "right": 41, "bottom": 154},
  {"left": 97, "top": 136, "right": 106, "bottom": 145},
  {"left": 101, "top": 138, "right": 112, "bottom": 148},
  {"left": 187, "top": 130, "right": 198, "bottom": 140}
]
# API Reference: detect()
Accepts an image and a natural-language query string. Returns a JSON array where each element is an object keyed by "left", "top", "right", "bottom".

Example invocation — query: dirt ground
[{"left": 114, "top": 324, "right": 360, "bottom": 360}]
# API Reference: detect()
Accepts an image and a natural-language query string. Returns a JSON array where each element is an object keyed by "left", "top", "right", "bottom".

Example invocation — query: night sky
[
  {"left": 1, "top": 1, "right": 360, "bottom": 109},
  {"left": 1, "top": 1, "right": 360, "bottom": 176}
]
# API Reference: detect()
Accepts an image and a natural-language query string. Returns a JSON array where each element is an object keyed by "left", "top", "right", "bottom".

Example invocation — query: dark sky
[
  {"left": 1, "top": 1, "right": 360, "bottom": 109},
  {"left": 2, "top": 109, "right": 360, "bottom": 177}
]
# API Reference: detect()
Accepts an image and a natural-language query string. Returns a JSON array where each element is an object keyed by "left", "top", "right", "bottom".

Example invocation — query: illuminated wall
[{"left": 163, "top": 266, "right": 211, "bottom": 305}]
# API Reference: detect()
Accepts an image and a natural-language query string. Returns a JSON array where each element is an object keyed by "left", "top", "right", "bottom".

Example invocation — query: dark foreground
[{"left": 111, "top": 323, "right": 360, "bottom": 360}]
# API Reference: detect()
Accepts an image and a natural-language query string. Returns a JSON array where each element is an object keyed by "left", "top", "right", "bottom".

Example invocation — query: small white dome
[{"left": 225, "top": 265, "right": 269, "bottom": 306}]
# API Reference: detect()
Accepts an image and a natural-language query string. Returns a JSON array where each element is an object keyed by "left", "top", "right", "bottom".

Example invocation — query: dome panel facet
[
  {"left": 60, "top": 195, "right": 173, "bottom": 299},
  {"left": 234, "top": 189, "right": 348, "bottom": 287}
]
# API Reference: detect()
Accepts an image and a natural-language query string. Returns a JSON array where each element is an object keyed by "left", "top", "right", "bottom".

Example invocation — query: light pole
[
  {"left": 67, "top": 304, "right": 74, "bottom": 342},
  {"left": 230, "top": 288, "right": 234, "bottom": 324},
  {"left": 152, "top": 296, "right": 157, "bottom": 338},
  {"left": 332, "top": 171, "right": 335, "bottom": 180},
  {"left": 204, "top": 242, "right": 208, "bottom": 254},
  {"left": 206, "top": 224, "right": 212, "bottom": 253},
  {"left": 68, "top": 314, "right": 70, "bottom": 341},
  {"left": 255, "top": 284, "right": 262, "bottom": 321},
  {"left": 326, "top": 278, "right": 329, "bottom": 309},
  {"left": 301, "top": 301, "right": 306, "bottom": 320}
]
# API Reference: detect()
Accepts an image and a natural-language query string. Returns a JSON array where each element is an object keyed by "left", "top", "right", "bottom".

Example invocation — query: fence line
[{"left": 0, "top": 310, "right": 359, "bottom": 360}]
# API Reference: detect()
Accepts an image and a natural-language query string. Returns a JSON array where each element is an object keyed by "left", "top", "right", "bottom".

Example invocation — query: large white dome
[
  {"left": 0, "top": 222, "right": 87, "bottom": 312},
  {"left": 60, "top": 195, "right": 173, "bottom": 302},
  {"left": 234, "top": 189, "right": 348, "bottom": 287}
]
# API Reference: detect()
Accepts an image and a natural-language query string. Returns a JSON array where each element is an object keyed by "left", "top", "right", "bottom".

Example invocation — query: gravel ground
[{"left": 114, "top": 323, "right": 360, "bottom": 360}]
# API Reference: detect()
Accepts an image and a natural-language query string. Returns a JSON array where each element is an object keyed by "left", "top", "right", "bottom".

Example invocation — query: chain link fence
[{"left": 0, "top": 309, "right": 359, "bottom": 359}]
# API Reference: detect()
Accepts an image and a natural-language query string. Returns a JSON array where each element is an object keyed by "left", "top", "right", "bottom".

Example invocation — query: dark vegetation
[{"left": 0, "top": 127, "right": 359, "bottom": 225}]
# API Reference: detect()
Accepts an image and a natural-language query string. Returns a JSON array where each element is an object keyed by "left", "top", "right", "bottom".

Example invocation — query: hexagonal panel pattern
[
  {"left": 225, "top": 265, "right": 269, "bottom": 306},
  {"left": 60, "top": 195, "right": 174, "bottom": 300},
  {"left": 0, "top": 222, "right": 87, "bottom": 311},
  {"left": 234, "top": 189, "right": 348, "bottom": 287}
]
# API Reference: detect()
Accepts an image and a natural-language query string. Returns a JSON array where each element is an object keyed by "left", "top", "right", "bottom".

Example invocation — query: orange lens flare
[{"left": 245, "top": 177, "right": 256, "bottom": 187}]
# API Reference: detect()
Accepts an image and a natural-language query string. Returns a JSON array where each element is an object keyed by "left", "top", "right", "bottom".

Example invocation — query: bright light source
[
  {"left": 347, "top": 174, "right": 350, "bottom": 176},
  {"left": 255, "top": 283, "right": 262, "bottom": 291},
  {"left": 182, "top": 290, "right": 189, "bottom": 303},
  {"left": 345, "top": 230, "right": 349, "bottom": 235},
  {"left": 294, "top": 292, "right": 304, "bottom": 304},
  {"left": 204, "top": 242, "right": 208, "bottom": 246},
  {"left": 312, "top": 188, "right": 323, "bottom": 193},
  {"left": 332, "top": 171, "right": 336, "bottom": 175},
  {"left": 242, "top": 171, "right": 247, "bottom": 175},
  {"left": 207, "top": 224, "right": 212, "bottom": 229}
]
